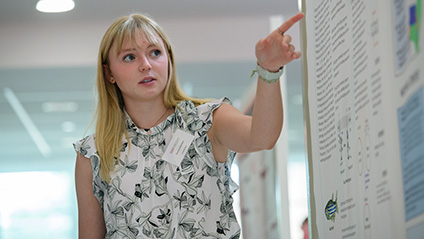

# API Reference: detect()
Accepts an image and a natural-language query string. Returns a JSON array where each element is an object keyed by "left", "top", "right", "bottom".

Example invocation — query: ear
[{"left": 103, "top": 64, "right": 115, "bottom": 83}]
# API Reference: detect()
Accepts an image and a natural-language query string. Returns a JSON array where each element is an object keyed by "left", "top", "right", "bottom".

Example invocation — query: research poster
[{"left": 301, "top": 0, "right": 424, "bottom": 238}]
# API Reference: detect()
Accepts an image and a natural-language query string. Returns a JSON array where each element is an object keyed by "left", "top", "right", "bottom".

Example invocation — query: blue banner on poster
[{"left": 397, "top": 87, "right": 424, "bottom": 221}]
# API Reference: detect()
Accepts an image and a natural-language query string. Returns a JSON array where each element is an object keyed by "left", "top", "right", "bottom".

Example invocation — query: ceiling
[
  {"left": 0, "top": 0, "right": 306, "bottom": 171},
  {"left": 0, "top": 0, "right": 299, "bottom": 24}
]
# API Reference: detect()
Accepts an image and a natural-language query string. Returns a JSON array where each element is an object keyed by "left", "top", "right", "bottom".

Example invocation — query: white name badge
[{"left": 162, "top": 129, "right": 195, "bottom": 166}]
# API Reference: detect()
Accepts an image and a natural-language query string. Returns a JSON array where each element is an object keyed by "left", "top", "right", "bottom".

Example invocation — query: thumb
[{"left": 256, "top": 38, "right": 267, "bottom": 51}]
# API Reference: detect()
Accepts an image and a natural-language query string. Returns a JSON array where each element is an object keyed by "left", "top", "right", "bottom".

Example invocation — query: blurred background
[{"left": 0, "top": 0, "right": 308, "bottom": 238}]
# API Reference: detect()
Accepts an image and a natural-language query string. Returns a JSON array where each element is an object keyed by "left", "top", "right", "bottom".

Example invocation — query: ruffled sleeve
[
  {"left": 73, "top": 135, "right": 105, "bottom": 208},
  {"left": 73, "top": 134, "right": 96, "bottom": 158},
  {"left": 195, "top": 97, "right": 239, "bottom": 195},
  {"left": 195, "top": 97, "right": 232, "bottom": 133}
]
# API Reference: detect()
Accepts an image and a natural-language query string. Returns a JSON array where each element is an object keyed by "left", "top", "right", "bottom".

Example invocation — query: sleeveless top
[{"left": 74, "top": 98, "right": 241, "bottom": 239}]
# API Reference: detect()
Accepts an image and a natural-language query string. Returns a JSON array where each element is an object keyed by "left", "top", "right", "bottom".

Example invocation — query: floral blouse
[{"left": 74, "top": 98, "right": 241, "bottom": 239}]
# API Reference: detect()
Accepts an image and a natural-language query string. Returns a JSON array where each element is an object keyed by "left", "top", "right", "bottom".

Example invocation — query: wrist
[
  {"left": 250, "top": 64, "right": 284, "bottom": 83},
  {"left": 257, "top": 63, "right": 281, "bottom": 73}
]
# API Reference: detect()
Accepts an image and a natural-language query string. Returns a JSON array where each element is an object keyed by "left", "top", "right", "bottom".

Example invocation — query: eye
[
  {"left": 151, "top": 49, "right": 161, "bottom": 57},
  {"left": 123, "top": 54, "right": 136, "bottom": 62}
]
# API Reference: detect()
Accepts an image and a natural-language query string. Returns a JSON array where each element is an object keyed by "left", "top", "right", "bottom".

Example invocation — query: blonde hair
[{"left": 95, "top": 13, "right": 208, "bottom": 181}]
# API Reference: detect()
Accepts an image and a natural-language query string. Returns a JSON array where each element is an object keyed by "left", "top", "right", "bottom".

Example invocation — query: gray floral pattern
[{"left": 74, "top": 98, "right": 240, "bottom": 239}]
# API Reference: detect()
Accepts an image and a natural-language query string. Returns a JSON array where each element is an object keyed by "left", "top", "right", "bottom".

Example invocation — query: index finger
[{"left": 277, "top": 12, "right": 304, "bottom": 34}]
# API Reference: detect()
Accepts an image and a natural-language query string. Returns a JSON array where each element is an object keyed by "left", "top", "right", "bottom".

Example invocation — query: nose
[{"left": 139, "top": 57, "right": 151, "bottom": 72}]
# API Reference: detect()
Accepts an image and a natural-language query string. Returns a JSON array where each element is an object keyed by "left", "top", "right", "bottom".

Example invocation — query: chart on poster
[{"left": 300, "top": 0, "right": 424, "bottom": 238}]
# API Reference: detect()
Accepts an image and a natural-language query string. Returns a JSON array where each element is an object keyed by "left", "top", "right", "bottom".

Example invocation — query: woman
[{"left": 74, "top": 12, "right": 303, "bottom": 239}]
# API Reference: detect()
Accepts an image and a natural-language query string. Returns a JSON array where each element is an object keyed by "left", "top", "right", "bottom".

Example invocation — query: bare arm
[
  {"left": 209, "top": 13, "right": 304, "bottom": 160},
  {"left": 75, "top": 152, "right": 106, "bottom": 239}
]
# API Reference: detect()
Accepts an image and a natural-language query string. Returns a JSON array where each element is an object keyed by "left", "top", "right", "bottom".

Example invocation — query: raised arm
[
  {"left": 75, "top": 153, "right": 106, "bottom": 239},
  {"left": 209, "top": 13, "right": 304, "bottom": 161}
]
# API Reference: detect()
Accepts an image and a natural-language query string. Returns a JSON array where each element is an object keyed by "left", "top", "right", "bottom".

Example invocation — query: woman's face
[{"left": 105, "top": 30, "right": 169, "bottom": 106}]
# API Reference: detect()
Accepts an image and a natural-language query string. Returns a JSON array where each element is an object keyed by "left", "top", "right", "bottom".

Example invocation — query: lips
[{"left": 139, "top": 77, "right": 156, "bottom": 84}]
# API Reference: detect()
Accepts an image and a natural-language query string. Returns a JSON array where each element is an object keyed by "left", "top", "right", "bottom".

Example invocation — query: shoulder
[
  {"left": 196, "top": 97, "right": 232, "bottom": 110},
  {"left": 194, "top": 97, "right": 236, "bottom": 130},
  {"left": 206, "top": 97, "right": 243, "bottom": 124},
  {"left": 195, "top": 97, "right": 233, "bottom": 119},
  {"left": 175, "top": 98, "right": 233, "bottom": 133}
]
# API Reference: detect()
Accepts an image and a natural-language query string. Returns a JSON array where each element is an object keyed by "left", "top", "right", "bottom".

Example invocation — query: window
[{"left": 0, "top": 171, "right": 76, "bottom": 239}]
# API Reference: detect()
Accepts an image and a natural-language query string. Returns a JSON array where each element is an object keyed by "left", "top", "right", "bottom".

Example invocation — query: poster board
[{"left": 300, "top": 0, "right": 424, "bottom": 238}]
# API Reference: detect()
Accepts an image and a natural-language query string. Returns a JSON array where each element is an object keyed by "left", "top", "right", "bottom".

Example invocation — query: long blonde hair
[{"left": 95, "top": 13, "right": 208, "bottom": 181}]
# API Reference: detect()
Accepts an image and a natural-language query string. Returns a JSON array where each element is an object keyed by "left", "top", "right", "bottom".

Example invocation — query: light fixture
[
  {"left": 41, "top": 101, "right": 79, "bottom": 112},
  {"left": 36, "top": 0, "right": 75, "bottom": 13},
  {"left": 61, "top": 121, "right": 77, "bottom": 133}
]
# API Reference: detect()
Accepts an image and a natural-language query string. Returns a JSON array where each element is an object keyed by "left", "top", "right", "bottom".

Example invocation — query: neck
[{"left": 124, "top": 99, "right": 171, "bottom": 129}]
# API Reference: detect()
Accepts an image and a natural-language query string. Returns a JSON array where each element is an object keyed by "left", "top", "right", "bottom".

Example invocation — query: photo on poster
[{"left": 393, "top": 0, "right": 422, "bottom": 73}]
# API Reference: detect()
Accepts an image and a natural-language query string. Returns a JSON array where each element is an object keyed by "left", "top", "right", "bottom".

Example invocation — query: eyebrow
[
  {"left": 119, "top": 43, "right": 160, "bottom": 53},
  {"left": 119, "top": 48, "right": 137, "bottom": 54},
  {"left": 146, "top": 42, "right": 160, "bottom": 49}
]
